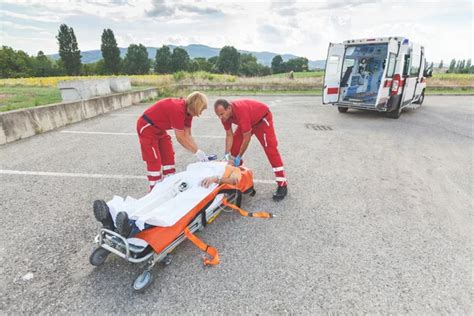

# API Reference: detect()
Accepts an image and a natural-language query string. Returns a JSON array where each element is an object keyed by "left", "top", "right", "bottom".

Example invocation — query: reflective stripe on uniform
[
  {"left": 147, "top": 171, "right": 161, "bottom": 177},
  {"left": 149, "top": 180, "right": 157, "bottom": 186},
  {"left": 163, "top": 165, "right": 175, "bottom": 170},
  {"left": 273, "top": 166, "right": 284, "bottom": 172},
  {"left": 151, "top": 147, "right": 158, "bottom": 159},
  {"left": 275, "top": 177, "right": 287, "bottom": 182},
  {"left": 139, "top": 123, "right": 151, "bottom": 135}
]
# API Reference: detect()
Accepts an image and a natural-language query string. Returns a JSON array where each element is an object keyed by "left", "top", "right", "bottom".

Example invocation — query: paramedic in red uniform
[
  {"left": 214, "top": 98, "right": 288, "bottom": 200},
  {"left": 137, "top": 92, "right": 209, "bottom": 191}
]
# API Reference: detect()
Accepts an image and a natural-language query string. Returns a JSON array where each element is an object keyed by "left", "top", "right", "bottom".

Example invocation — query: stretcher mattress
[{"left": 106, "top": 162, "right": 228, "bottom": 229}]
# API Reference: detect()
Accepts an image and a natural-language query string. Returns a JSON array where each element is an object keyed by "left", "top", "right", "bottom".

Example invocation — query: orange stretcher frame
[{"left": 135, "top": 166, "right": 256, "bottom": 256}]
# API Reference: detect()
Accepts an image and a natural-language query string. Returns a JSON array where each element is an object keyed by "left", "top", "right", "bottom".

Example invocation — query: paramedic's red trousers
[
  {"left": 136, "top": 117, "right": 176, "bottom": 190},
  {"left": 230, "top": 112, "right": 287, "bottom": 186}
]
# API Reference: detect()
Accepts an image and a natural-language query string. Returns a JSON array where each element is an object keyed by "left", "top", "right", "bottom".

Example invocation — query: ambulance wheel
[
  {"left": 133, "top": 270, "right": 154, "bottom": 293},
  {"left": 415, "top": 90, "right": 425, "bottom": 105},
  {"left": 338, "top": 107, "right": 348, "bottom": 113},
  {"left": 89, "top": 247, "right": 109, "bottom": 266}
]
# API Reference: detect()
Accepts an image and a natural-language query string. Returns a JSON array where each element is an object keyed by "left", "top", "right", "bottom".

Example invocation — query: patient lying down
[{"left": 92, "top": 162, "right": 242, "bottom": 238}]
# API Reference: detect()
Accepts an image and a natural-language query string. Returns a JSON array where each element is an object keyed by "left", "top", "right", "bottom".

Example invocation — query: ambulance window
[
  {"left": 410, "top": 54, "right": 421, "bottom": 76},
  {"left": 386, "top": 53, "right": 396, "bottom": 78},
  {"left": 403, "top": 55, "right": 411, "bottom": 77},
  {"left": 326, "top": 55, "right": 340, "bottom": 75}
]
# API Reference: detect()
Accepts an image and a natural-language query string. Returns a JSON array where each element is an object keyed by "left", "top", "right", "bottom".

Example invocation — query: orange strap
[
  {"left": 222, "top": 199, "right": 274, "bottom": 219},
  {"left": 183, "top": 227, "right": 219, "bottom": 266}
]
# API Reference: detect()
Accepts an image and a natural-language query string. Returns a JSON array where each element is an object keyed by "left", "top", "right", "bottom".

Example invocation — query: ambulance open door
[
  {"left": 323, "top": 43, "right": 344, "bottom": 104},
  {"left": 374, "top": 39, "right": 399, "bottom": 107}
]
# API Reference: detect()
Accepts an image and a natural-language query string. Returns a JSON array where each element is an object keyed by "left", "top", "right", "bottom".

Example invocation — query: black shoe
[
  {"left": 272, "top": 185, "right": 288, "bottom": 201},
  {"left": 115, "top": 211, "right": 132, "bottom": 238},
  {"left": 93, "top": 200, "right": 114, "bottom": 229}
]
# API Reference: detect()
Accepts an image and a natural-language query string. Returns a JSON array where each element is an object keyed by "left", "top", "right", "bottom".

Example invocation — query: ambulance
[{"left": 323, "top": 37, "right": 432, "bottom": 118}]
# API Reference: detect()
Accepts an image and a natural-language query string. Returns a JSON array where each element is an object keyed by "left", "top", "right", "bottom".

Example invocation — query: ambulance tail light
[{"left": 391, "top": 74, "right": 401, "bottom": 96}]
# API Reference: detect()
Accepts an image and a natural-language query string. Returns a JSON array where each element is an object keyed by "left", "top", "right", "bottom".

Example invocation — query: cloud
[
  {"left": 146, "top": 0, "right": 224, "bottom": 18},
  {"left": 0, "top": 9, "right": 61, "bottom": 23},
  {"left": 0, "top": 21, "right": 46, "bottom": 31}
]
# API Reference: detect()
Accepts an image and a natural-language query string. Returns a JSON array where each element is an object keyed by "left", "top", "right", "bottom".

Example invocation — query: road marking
[
  {"left": 0, "top": 169, "right": 274, "bottom": 184},
  {"left": 62, "top": 130, "right": 136, "bottom": 136},
  {"left": 61, "top": 131, "right": 225, "bottom": 138},
  {"left": 111, "top": 114, "right": 215, "bottom": 119}
]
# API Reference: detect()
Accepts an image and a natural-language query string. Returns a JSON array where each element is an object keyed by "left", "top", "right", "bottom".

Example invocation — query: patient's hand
[{"left": 201, "top": 176, "right": 218, "bottom": 188}]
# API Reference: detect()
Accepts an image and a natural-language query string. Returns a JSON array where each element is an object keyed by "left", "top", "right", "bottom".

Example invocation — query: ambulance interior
[{"left": 339, "top": 44, "right": 388, "bottom": 105}]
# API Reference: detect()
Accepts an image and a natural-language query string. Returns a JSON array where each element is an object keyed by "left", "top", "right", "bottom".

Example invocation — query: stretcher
[{"left": 89, "top": 164, "right": 272, "bottom": 292}]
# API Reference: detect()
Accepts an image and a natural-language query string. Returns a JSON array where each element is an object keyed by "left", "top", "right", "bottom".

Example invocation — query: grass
[
  {"left": 0, "top": 86, "right": 61, "bottom": 112},
  {"left": 267, "top": 71, "right": 324, "bottom": 78},
  {"left": 0, "top": 72, "right": 472, "bottom": 112},
  {"left": 426, "top": 87, "right": 474, "bottom": 94}
]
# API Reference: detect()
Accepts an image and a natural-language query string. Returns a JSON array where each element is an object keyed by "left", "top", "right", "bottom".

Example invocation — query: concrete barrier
[
  {"left": 0, "top": 88, "right": 158, "bottom": 145},
  {"left": 57, "top": 78, "right": 132, "bottom": 102},
  {"left": 58, "top": 79, "right": 113, "bottom": 101},
  {"left": 109, "top": 77, "right": 132, "bottom": 93}
]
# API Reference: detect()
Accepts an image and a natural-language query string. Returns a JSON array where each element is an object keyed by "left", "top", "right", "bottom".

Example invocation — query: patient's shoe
[
  {"left": 93, "top": 200, "right": 114, "bottom": 230},
  {"left": 272, "top": 185, "right": 288, "bottom": 201},
  {"left": 116, "top": 211, "right": 132, "bottom": 238}
]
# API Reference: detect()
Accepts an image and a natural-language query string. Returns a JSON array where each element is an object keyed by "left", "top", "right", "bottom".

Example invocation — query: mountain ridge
[{"left": 48, "top": 43, "right": 326, "bottom": 70}]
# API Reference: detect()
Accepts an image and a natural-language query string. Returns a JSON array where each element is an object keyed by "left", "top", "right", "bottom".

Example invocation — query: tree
[
  {"left": 171, "top": 47, "right": 190, "bottom": 72},
  {"left": 286, "top": 57, "right": 309, "bottom": 72},
  {"left": 189, "top": 57, "right": 212, "bottom": 72},
  {"left": 101, "top": 29, "right": 121, "bottom": 74},
  {"left": 448, "top": 59, "right": 456, "bottom": 73},
  {"left": 33, "top": 51, "right": 54, "bottom": 77},
  {"left": 155, "top": 45, "right": 172, "bottom": 74},
  {"left": 217, "top": 46, "right": 240, "bottom": 74},
  {"left": 438, "top": 60, "right": 443, "bottom": 69},
  {"left": 56, "top": 24, "right": 82, "bottom": 75},
  {"left": 0, "top": 46, "right": 36, "bottom": 78},
  {"left": 207, "top": 56, "right": 218, "bottom": 72},
  {"left": 271, "top": 55, "right": 284, "bottom": 74},
  {"left": 465, "top": 59, "right": 472, "bottom": 74},
  {"left": 123, "top": 44, "right": 150, "bottom": 74}
]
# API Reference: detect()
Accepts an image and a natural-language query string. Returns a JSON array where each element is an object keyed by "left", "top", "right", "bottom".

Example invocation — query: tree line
[
  {"left": 1, "top": 24, "right": 310, "bottom": 78},
  {"left": 440, "top": 59, "right": 473, "bottom": 74}
]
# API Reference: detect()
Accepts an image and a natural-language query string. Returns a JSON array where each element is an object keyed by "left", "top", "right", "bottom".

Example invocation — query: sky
[{"left": 0, "top": 0, "right": 472, "bottom": 63}]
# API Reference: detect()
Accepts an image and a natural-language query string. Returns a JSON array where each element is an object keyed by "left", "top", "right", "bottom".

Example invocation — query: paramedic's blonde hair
[{"left": 186, "top": 91, "right": 208, "bottom": 116}]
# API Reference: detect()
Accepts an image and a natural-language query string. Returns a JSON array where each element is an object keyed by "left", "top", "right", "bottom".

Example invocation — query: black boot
[
  {"left": 272, "top": 185, "right": 288, "bottom": 201},
  {"left": 115, "top": 211, "right": 132, "bottom": 238},
  {"left": 93, "top": 200, "right": 114, "bottom": 230}
]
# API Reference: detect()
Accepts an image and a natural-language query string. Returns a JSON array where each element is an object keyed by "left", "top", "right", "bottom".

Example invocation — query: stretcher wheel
[
  {"left": 89, "top": 247, "right": 110, "bottom": 266},
  {"left": 249, "top": 188, "right": 256, "bottom": 197},
  {"left": 161, "top": 254, "right": 173, "bottom": 266},
  {"left": 133, "top": 270, "right": 154, "bottom": 293}
]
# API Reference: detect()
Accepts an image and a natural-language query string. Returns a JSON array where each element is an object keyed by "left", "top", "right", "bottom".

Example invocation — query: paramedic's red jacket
[
  {"left": 143, "top": 98, "right": 193, "bottom": 131},
  {"left": 220, "top": 99, "right": 287, "bottom": 187},
  {"left": 221, "top": 99, "right": 269, "bottom": 133}
]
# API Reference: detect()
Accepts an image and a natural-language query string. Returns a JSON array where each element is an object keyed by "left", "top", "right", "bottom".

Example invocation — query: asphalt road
[{"left": 1, "top": 95, "right": 472, "bottom": 314}]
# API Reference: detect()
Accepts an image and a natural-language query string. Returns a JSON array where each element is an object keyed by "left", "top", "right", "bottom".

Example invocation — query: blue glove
[{"left": 233, "top": 155, "right": 241, "bottom": 166}]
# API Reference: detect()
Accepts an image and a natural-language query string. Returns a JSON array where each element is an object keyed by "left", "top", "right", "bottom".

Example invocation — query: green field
[
  {"left": 267, "top": 71, "right": 324, "bottom": 78},
  {"left": 0, "top": 86, "right": 61, "bottom": 112},
  {"left": 0, "top": 72, "right": 472, "bottom": 112}
]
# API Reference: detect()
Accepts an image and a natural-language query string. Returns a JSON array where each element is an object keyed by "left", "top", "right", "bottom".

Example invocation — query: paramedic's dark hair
[{"left": 214, "top": 99, "right": 231, "bottom": 110}]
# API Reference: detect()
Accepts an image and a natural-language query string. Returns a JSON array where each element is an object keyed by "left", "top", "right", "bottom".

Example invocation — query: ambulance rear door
[
  {"left": 323, "top": 43, "right": 345, "bottom": 104},
  {"left": 375, "top": 39, "right": 399, "bottom": 107}
]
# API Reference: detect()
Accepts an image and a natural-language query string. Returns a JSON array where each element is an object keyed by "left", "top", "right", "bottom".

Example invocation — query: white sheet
[{"left": 107, "top": 161, "right": 228, "bottom": 229}]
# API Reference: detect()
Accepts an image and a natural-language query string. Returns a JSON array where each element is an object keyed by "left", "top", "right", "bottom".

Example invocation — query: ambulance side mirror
[{"left": 423, "top": 68, "right": 433, "bottom": 78}]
